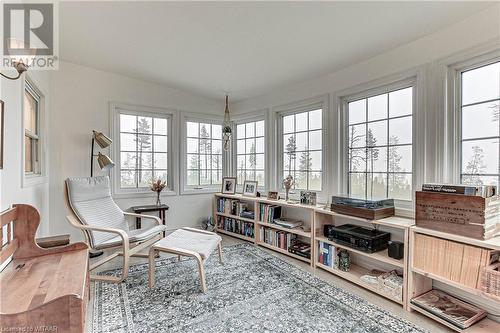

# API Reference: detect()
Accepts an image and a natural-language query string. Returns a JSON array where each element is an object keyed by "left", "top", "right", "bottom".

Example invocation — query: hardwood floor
[{"left": 86, "top": 235, "right": 453, "bottom": 333}]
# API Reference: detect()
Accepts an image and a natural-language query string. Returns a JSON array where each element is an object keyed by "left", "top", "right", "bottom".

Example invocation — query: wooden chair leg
[
  {"left": 178, "top": 254, "right": 181, "bottom": 261},
  {"left": 218, "top": 242, "right": 223, "bottom": 263},
  {"left": 196, "top": 257, "right": 207, "bottom": 293},
  {"left": 148, "top": 247, "right": 157, "bottom": 288}
]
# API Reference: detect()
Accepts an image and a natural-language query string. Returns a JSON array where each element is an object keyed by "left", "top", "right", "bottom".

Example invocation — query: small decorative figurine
[
  {"left": 150, "top": 178, "right": 167, "bottom": 206},
  {"left": 339, "top": 250, "right": 350, "bottom": 272},
  {"left": 282, "top": 175, "right": 294, "bottom": 201}
]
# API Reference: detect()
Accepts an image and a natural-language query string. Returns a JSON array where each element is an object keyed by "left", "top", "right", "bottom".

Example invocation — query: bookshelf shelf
[
  {"left": 409, "top": 304, "right": 499, "bottom": 333},
  {"left": 214, "top": 193, "right": 413, "bottom": 307},
  {"left": 215, "top": 212, "right": 255, "bottom": 223},
  {"left": 256, "top": 221, "right": 311, "bottom": 238},
  {"left": 315, "top": 235, "right": 404, "bottom": 268},
  {"left": 216, "top": 229, "right": 255, "bottom": 242},
  {"left": 408, "top": 224, "right": 500, "bottom": 332},
  {"left": 257, "top": 241, "right": 311, "bottom": 264},
  {"left": 315, "top": 262, "right": 403, "bottom": 305}
]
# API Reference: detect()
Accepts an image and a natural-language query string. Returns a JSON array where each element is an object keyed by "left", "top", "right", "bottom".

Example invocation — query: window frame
[
  {"left": 232, "top": 111, "right": 267, "bottom": 192},
  {"left": 341, "top": 78, "right": 417, "bottom": 205},
  {"left": 110, "top": 102, "right": 176, "bottom": 198},
  {"left": 22, "top": 76, "right": 46, "bottom": 187},
  {"left": 275, "top": 95, "right": 328, "bottom": 195},
  {"left": 180, "top": 112, "right": 225, "bottom": 195},
  {"left": 451, "top": 56, "right": 500, "bottom": 187}
]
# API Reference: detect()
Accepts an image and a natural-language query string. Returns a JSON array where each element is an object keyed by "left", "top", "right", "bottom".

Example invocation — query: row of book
[
  {"left": 217, "top": 216, "right": 254, "bottom": 238},
  {"left": 260, "top": 227, "right": 296, "bottom": 250},
  {"left": 259, "top": 204, "right": 282, "bottom": 223},
  {"left": 422, "top": 183, "right": 497, "bottom": 198},
  {"left": 318, "top": 241, "right": 338, "bottom": 268},
  {"left": 216, "top": 198, "right": 247, "bottom": 216}
]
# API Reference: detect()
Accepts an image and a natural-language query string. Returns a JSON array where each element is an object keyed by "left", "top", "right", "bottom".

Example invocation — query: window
[
  {"left": 347, "top": 86, "right": 413, "bottom": 200},
  {"left": 236, "top": 120, "right": 265, "bottom": 187},
  {"left": 185, "top": 121, "right": 223, "bottom": 188},
  {"left": 281, "top": 109, "right": 322, "bottom": 191},
  {"left": 119, "top": 113, "right": 170, "bottom": 189},
  {"left": 460, "top": 61, "right": 500, "bottom": 188},
  {"left": 24, "top": 80, "right": 41, "bottom": 175}
]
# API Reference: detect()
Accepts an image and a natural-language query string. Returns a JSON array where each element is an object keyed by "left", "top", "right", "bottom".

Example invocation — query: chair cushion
[
  {"left": 154, "top": 228, "right": 222, "bottom": 259},
  {"left": 95, "top": 224, "right": 167, "bottom": 250},
  {"left": 66, "top": 176, "right": 129, "bottom": 247}
]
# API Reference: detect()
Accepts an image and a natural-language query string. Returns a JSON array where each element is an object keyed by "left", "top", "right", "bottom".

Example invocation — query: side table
[{"left": 131, "top": 204, "right": 169, "bottom": 237}]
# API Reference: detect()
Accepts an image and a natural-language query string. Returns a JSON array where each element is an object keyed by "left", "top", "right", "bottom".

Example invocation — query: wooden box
[
  {"left": 413, "top": 234, "right": 492, "bottom": 289},
  {"left": 415, "top": 191, "right": 500, "bottom": 240}
]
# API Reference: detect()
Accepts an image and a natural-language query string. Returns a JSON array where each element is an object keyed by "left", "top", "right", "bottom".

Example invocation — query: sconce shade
[
  {"left": 97, "top": 152, "right": 115, "bottom": 171},
  {"left": 93, "top": 130, "right": 112, "bottom": 148}
]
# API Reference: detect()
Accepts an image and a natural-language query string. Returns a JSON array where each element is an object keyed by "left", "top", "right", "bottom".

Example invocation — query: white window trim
[
  {"left": 273, "top": 95, "right": 329, "bottom": 199},
  {"left": 22, "top": 75, "right": 47, "bottom": 188},
  {"left": 232, "top": 109, "right": 268, "bottom": 193},
  {"left": 110, "top": 102, "right": 178, "bottom": 199},
  {"left": 179, "top": 111, "right": 225, "bottom": 195},
  {"left": 338, "top": 75, "right": 419, "bottom": 210},
  {"left": 446, "top": 51, "right": 500, "bottom": 185}
]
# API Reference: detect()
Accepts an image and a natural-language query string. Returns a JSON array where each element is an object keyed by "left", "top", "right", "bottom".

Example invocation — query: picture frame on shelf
[
  {"left": 267, "top": 191, "right": 278, "bottom": 200},
  {"left": 300, "top": 191, "right": 317, "bottom": 205},
  {"left": 221, "top": 177, "right": 236, "bottom": 194},
  {"left": 242, "top": 180, "right": 258, "bottom": 197}
]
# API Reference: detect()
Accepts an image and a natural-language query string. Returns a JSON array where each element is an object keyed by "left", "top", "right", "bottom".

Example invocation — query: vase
[
  {"left": 285, "top": 188, "right": 290, "bottom": 201},
  {"left": 156, "top": 191, "right": 161, "bottom": 206}
]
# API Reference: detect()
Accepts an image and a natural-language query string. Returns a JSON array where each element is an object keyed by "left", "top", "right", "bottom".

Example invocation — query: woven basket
[{"left": 481, "top": 262, "right": 500, "bottom": 298}]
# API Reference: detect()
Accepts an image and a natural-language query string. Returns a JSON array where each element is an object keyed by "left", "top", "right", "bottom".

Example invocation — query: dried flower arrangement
[{"left": 150, "top": 179, "right": 167, "bottom": 205}]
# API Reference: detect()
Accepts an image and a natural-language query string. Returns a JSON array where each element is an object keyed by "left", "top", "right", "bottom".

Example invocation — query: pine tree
[
  {"left": 199, "top": 124, "right": 211, "bottom": 184},
  {"left": 462, "top": 145, "right": 487, "bottom": 185},
  {"left": 249, "top": 142, "right": 256, "bottom": 169},
  {"left": 135, "top": 118, "right": 152, "bottom": 184},
  {"left": 388, "top": 135, "right": 406, "bottom": 195},
  {"left": 366, "top": 129, "right": 379, "bottom": 198},
  {"left": 285, "top": 136, "right": 297, "bottom": 176}
]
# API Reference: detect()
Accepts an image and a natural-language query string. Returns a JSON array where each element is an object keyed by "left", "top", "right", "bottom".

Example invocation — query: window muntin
[
  {"left": 24, "top": 81, "right": 41, "bottom": 175},
  {"left": 347, "top": 86, "right": 413, "bottom": 201},
  {"left": 281, "top": 109, "right": 322, "bottom": 191},
  {"left": 460, "top": 61, "right": 500, "bottom": 188},
  {"left": 236, "top": 120, "right": 265, "bottom": 187},
  {"left": 186, "top": 121, "right": 223, "bottom": 187},
  {"left": 119, "top": 113, "right": 169, "bottom": 189}
]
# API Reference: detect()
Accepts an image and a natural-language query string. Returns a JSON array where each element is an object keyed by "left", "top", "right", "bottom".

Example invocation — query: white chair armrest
[
  {"left": 66, "top": 215, "right": 130, "bottom": 251},
  {"left": 123, "top": 212, "right": 162, "bottom": 226}
]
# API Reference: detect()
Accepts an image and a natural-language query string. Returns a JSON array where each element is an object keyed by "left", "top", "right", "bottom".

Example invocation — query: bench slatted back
[{"left": 0, "top": 207, "right": 19, "bottom": 265}]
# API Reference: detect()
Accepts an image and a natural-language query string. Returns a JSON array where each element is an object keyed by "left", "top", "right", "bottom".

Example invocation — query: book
[
  {"left": 272, "top": 217, "right": 303, "bottom": 229},
  {"left": 422, "top": 183, "right": 497, "bottom": 198},
  {"left": 411, "top": 290, "right": 487, "bottom": 330}
]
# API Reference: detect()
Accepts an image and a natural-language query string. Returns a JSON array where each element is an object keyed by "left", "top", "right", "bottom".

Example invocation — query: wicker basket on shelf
[{"left": 481, "top": 262, "right": 500, "bottom": 298}]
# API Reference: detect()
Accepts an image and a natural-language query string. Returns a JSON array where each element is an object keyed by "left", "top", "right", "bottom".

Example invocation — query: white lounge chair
[{"left": 65, "top": 176, "right": 166, "bottom": 283}]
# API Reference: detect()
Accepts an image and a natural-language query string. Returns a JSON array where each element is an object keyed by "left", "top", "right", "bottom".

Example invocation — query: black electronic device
[
  {"left": 387, "top": 240, "right": 404, "bottom": 260},
  {"left": 324, "top": 224, "right": 390, "bottom": 253}
]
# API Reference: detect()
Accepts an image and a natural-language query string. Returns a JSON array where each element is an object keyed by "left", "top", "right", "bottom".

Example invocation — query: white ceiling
[{"left": 60, "top": 1, "right": 494, "bottom": 102}]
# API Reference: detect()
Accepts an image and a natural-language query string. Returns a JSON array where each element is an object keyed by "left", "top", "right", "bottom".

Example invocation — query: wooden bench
[{"left": 0, "top": 204, "right": 89, "bottom": 333}]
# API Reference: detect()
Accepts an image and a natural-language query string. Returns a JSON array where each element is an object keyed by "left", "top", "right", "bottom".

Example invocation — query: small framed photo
[
  {"left": 267, "top": 191, "right": 278, "bottom": 200},
  {"left": 242, "top": 180, "right": 258, "bottom": 197},
  {"left": 221, "top": 177, "right": 236, "bottom": 194}
]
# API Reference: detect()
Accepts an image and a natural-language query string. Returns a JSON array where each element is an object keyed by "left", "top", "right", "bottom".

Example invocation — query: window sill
[
  {"left": 22, "top": 174, "right": 46, "bottom": 188},
  {"left": 181, "top": 187, "right": 220, "bottom": 195},
  {"left": 112, "top": 190, "right": 176, "bottom": 200}
]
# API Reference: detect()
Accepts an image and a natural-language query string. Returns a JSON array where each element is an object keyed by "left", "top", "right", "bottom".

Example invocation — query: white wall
[
  {"left": 0, "top": 69, "right": 51, "bottom": 237},
  {"left": 49, "top": 61, "right": 222, "bottom": 241}
]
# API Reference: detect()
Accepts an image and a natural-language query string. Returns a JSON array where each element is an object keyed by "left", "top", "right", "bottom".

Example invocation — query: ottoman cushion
[{"left": 155, "top": 228, "right": 222, "bottom": 259}]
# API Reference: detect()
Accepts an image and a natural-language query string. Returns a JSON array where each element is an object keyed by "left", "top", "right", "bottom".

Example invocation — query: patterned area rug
[{"left": 92, "top": 243, "right": 427, "bottom": 333}]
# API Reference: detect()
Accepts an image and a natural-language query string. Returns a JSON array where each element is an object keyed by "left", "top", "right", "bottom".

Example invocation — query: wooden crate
[
  {"left": 415, "top": 191, "right": 500, "bottom": 240},
  {"left": 413, "top": 234, "right": 492, "bottom": 289}
]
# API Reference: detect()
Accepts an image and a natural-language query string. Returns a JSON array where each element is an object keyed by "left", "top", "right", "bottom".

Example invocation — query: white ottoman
[{"left": 148, "top": 227, "right": 223, "bottom": 292}]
